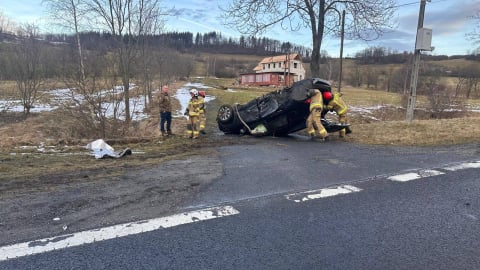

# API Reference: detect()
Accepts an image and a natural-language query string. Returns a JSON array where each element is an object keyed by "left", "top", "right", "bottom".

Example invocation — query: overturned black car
[{"left": 216, "top": 78, "right": 351, "bottom": 136}]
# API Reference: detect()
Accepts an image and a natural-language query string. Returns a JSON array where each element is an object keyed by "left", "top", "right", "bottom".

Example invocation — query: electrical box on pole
[{"left": 415, "top": 28, "right": 433, "bottom": 51}]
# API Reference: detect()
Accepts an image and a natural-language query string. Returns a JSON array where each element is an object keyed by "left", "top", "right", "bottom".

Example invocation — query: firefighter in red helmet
[
  {"left": 198, "top": 90, "right": 206, "bottom": 134},
  {"left": 322, "top": 91, "right": 349, "bottom": 138}
]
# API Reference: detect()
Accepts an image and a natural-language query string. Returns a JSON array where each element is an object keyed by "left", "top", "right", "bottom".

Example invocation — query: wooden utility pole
[
  {"left": 406, "top": 0, "right": 428, "bottom": 122},
  {"left": 286, "top": 52, "right": 291, "bottom": 87},
  {"left": 338, "top": 10, "right": 346, "bottom": 93}
]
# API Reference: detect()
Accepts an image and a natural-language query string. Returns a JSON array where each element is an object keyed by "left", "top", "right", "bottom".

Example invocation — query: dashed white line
[
  {"left": 285, "top": 185, "right": 362, "bottom": 203},
  {"left": 0, "top": 205, "right": 239, "bottom": 262},
  {"left": 388, "top": 169, "right": 445, "bottom": 182},
  {"left": 443, "top": 161, "right": 480, "bottom": 171}
]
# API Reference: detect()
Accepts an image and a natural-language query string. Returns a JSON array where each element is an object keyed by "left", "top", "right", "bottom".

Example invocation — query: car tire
[{"left": 217, "top": 104, "right": 235, "bottom": 124}]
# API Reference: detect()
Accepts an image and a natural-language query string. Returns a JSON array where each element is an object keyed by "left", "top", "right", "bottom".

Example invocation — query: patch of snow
[
  {"left": 1, "top": 82, "right": 216, "bottom": 122},
  {"left": 173, "top": 83, "right": 215, "bottom": 118}
]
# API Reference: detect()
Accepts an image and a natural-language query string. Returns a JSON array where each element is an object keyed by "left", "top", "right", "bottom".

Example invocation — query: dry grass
[
  {"left": 1, "top": 77, "right": 479, "bottom": 181},
  {"left": 349, "top": 118, "right": 480, "bottom": 146},
  {"left": 339, "top": 86, "right": 403, "bottom": 107},
  {"left": 333, "top": 85, "right": 480, "bottom": 145},
  {"left": 0, "top": 81, "right": 17, "bottom": 98}
]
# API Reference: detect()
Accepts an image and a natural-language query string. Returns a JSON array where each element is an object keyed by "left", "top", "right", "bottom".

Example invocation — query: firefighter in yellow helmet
[
  {"left": 322, "top": 91, "right": 348, "bottom": 138},
  {"left": 198, "top": 90, "right": 206, "bottom": 134},
  {"left": 306, "top": 89, "right": 328, "bottom": 141},
  {"left": 184, "top": 89, "right": 201, "bottom": 139}
]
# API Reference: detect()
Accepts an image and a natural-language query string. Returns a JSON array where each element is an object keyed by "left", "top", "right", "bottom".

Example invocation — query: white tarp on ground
[{"left": 85, "top": 139, "right": 132, "bottom": 159}]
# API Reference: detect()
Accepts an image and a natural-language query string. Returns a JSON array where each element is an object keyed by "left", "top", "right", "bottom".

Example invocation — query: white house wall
[{"left": 257, "top": 60, "right": 305, "bottom": 81}]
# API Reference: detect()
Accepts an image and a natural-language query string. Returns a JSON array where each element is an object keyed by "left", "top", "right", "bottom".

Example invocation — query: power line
[
  {"left": 394, "top": 0, "right": 450, "bottom": 9},
  {"left": 395, "top": 1, "right": 419, "bottom": 8}
]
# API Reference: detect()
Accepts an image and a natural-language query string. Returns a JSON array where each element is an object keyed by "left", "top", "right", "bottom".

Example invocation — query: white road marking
[
  {"left": 443, "top": 161, "right": 480, "bottom": 171},
  {"left": 0, "top": 205, "right": 239, "bottom": 262},
  {"left": 388, "top": 169, "right": 444, "bottom": 182},
  {"left": 285, "top": 185, "right": 362, "bottom": 203}
]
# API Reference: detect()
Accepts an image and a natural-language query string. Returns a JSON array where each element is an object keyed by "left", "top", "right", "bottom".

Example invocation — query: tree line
[
  {"left": 353, "top": 46, "right": 480, "bottom": 65},
  {"left": 0, "top": 30, "right": 312, "bottom": 59}
]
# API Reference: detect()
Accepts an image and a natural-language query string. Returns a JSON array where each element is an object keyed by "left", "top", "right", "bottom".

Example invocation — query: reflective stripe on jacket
[
  {"left": 328, "top": 93, "right": 347, "bottom": 115},
  {"left": 309, "top": 89, "right": 324, "bottom": 111},
  {"left": 198, "top": 96, "right": 205, "bottom": 113},
  {"left": 187, "top": 98, "right": 201, "bottom": 117}
]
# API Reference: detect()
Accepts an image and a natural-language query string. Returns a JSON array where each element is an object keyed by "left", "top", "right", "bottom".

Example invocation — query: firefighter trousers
[
  {"left": 338, "top": 113, "right": 347, "bottom": 137},
  {"left": 306, "top": 109, "right": 327, "bottom": 139},
  {"left": 186, "top": 115, "right": 200, "bottom": 138}
]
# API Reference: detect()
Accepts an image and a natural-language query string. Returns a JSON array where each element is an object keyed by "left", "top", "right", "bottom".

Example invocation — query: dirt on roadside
[
  {"left": 0, "top": 90, "right": 256, "bottom": 246},
  {"left": 0, "top": 129, "right": 259, "bottom": 247}
]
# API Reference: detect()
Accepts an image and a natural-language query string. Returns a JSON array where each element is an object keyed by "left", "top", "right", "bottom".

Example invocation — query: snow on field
[
  {"left": 1, "top": 82, "right": 216, "bottom": 121},
  {"left": 0, "top": 99, "right": 60, "bottom": 113}
]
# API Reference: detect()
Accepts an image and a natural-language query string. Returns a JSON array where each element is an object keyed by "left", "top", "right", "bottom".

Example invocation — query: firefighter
[
  {"left": 306, "top": 89, "right": 328, "bottom": 141},
  {"left": 198, "top": 90, "right": 207, "bottom": 134},
  {"left": 323, "top": 91, "right": 349, "bottom": 138},
  {"left": 184, "top": 89, "right": 201, "bottom": 139}
]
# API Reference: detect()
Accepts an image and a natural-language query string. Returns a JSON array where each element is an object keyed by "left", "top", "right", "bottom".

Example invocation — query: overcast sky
[{"left": 1, "top": 0, "right": 479, "bottom": 57}]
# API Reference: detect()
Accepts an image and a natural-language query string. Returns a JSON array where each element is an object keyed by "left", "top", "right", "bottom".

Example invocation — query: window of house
[
  {"left": 273, "top": 63, "right": 276, "bottom": 68},
  {"left": 268, "top": 64, "right": 271, "bottom": 69},
  {"left": 263, "top": 64, "right": 266, "bottom": 70},
  {"left": 294, "top": 62, "right": 298, "bottom": 68}
]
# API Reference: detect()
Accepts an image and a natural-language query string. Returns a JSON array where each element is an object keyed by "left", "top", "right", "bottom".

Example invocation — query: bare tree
[
  {"left": 456, "top": 63, "right": 480, "bottom": 98},
  {"left": 86, "top": 0, "right": 164, "bottom": 125},
  {"left": 0, "top": 11, "right": 17, "bottom": 33},
  {"left": 424, "top": 77, "right": 454, "bottom": 118},
  {"left": 384, "top": 66, "right": 394, "bottom": 92},
  {"left": 138, "top": 13, "right": 164, "bottom": 107},
  {"left": 43, "top": 0, "right": 111, "bottom": 137},
  {"left": 9, "top": 24, "right": 45, "bottom": 116},
  {"left": 364, "top": 66, "right": 380, "bottom": 89},
  {"left": 43, "top": 0, "right": 88, "bottom": 82},
  {"left": 221, "top": 0, "right": 397, "bottom": 77},
  {"left": 454, "top": 76, "right": 467, "bottom": 98},
  {"left": 467, "top": 10, "right": 480, "bottom": 46},
  {"left": 346, "top": 63, "right": 362, "bottom": 87}
]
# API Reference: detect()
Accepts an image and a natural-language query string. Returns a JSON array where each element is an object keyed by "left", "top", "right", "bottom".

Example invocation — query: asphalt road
[{"left": 1, "top": 137, "right": 479, "bottom": 269}]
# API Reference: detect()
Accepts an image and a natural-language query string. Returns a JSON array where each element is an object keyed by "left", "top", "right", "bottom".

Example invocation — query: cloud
[
  {"left": 177, "top": 17, "right": 223, "bottom": 33},
  {"left": 397, "top": 0, "right": 477, "bottom": 37},
  {"left": 166, "top": 3, "right": 237, "bottom": 37},
  {"left": 167, "top": 0, "right": 476, "bottom": 56},
  {"left": 169, "top": 8, "right": 189, "bottom": 17}
]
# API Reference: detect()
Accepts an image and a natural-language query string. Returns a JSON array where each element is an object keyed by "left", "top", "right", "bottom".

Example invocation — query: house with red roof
[{"left": 240, "top": 53, "right": 306, "bottom": 86}]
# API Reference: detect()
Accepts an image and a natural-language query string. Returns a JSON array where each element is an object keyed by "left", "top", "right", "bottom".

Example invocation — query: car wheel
[{"left": 217, "top": 104, "right": 234, "bottom": 124}]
